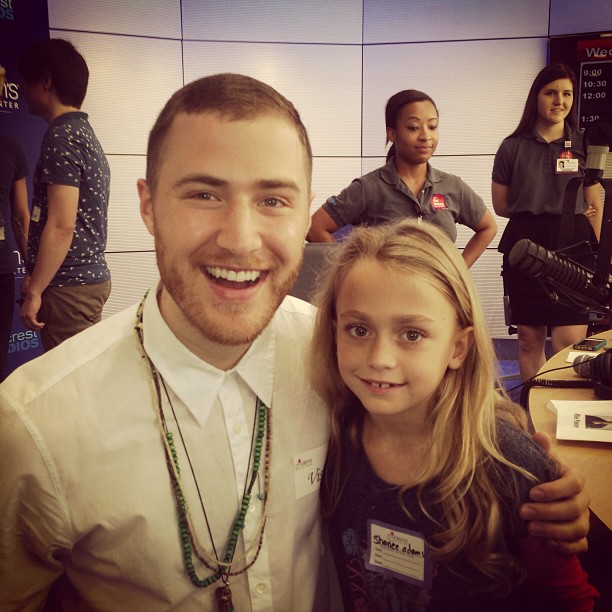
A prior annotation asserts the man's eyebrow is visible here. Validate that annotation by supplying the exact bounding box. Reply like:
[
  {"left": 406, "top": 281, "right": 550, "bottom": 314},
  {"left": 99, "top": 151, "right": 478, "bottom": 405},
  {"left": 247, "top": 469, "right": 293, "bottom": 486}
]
[
  {"left": 173, "top": 175, "right": 300, "bottom": 191},
  {"left": 256, "top": 179, "right": 300, "bottom": 191},
  {"left": 173, "top": 174, "right": 228, "bottom": 189}
]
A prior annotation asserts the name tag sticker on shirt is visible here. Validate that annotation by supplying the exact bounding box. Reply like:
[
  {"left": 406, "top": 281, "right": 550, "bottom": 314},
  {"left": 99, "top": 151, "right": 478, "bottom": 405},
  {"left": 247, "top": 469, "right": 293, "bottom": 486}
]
[
  {"left": 430, "top": 194, "right": 447, "bottom": 210},
  {"left": 293, "top": 444, "right": 326, "bottom": 499},
  {"left": 31, "top": 206, "right": 41, "bottom": 223},
  {"left": 556, "top": 158, "right": 578, "bottom": 174},
  {"left": 366, "top": 519, "right": 432, "bottom": 588}
]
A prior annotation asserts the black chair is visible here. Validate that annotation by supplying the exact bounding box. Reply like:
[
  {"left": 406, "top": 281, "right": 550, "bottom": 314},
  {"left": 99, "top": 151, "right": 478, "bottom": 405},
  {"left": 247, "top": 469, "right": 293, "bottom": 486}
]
[{"left": 290, "top": 242, "right": 342, "bottom": 304}]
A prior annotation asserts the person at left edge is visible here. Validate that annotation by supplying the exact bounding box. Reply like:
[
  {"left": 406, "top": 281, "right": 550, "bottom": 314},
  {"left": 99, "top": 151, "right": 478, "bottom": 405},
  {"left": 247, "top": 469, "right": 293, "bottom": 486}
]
[
  {"left": 18, "top": 38, "right": 111, "bottom": 351},
  {"left": 0, "top": 64, "right": 29, "bottom": 382},
  {"left": 307, "top": 89, "right": 497, "bottom": 268}
]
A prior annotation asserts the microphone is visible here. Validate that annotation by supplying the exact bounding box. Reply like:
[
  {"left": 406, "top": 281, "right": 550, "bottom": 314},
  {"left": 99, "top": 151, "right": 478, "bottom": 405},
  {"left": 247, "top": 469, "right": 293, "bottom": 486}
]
[
  {"left": 572, "top": 351, "right": 612, "bottom": 399},
  {"left": 508, "top": 239, "right": 611, "bottom": 311},
  {"left": 573, "top": 354, "right": 596, "bottom": 378}
]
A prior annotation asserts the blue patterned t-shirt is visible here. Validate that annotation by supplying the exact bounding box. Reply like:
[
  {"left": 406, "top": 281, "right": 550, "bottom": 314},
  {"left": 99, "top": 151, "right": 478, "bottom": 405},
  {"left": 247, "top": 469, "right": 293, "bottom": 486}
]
[{"left": 27, "top": 112, "right": 110, "bottom": 286}]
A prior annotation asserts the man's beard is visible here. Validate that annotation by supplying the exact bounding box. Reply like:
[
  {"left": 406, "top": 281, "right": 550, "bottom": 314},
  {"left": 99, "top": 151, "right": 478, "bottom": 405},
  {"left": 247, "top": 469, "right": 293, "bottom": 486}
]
[{"left": 156, "top": 246, "right": 303, "bottom": 347}]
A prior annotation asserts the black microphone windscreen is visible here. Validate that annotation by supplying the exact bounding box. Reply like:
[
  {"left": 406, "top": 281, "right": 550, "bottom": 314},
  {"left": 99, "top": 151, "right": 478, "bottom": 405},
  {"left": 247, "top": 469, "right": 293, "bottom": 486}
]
[
  {"left": 508, "top": 239, "right": 545, "bottom": 276},
  {"left": 573, "top": 354, "right": 595, "bottom": 378}
]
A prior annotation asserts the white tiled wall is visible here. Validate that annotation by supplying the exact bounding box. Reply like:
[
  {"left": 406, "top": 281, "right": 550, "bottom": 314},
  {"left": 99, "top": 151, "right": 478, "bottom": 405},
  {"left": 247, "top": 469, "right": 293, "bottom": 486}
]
[
  {"left": 362, "top": 0, "right": 550, "bottom": 42},
  {"left": 182, "top": 41, "right": 363, "bottom": 157},
  {"left": 181, "top": 0, "right": 363, "bottom": 44},
  {"left": 361, "top": 38, "right": 548, "bottom": 157},
  {"left": 46, "top": 0, "right": 612, "bottom": 335}
]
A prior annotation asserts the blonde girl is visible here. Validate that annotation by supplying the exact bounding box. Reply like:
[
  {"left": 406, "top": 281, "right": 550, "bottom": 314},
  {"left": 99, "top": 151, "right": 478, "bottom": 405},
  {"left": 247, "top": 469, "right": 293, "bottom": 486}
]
[{"left": 309, "top": 219, "right": 597, "bottom": 611}]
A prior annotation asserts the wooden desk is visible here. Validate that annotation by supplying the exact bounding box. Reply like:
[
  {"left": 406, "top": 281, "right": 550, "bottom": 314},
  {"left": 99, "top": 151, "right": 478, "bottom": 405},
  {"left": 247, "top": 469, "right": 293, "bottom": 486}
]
[{"left": 529, "top": 331, "right": 612, "bottom": 531}]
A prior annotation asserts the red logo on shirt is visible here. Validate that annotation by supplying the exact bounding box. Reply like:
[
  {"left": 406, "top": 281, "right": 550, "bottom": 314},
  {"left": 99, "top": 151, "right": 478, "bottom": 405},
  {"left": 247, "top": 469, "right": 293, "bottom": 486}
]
[
  {"left": 560, "top": 150, "right": 573, "bottom": 159},
  {"left": 431, "top": 194, "right": 447, "bottom": 210}
]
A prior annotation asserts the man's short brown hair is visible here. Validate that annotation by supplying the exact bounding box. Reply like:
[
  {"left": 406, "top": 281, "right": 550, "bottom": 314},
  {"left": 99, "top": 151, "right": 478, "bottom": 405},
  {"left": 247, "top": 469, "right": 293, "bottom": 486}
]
[{"left": 146, "top": 73, "right": 313, "bottom": 190}]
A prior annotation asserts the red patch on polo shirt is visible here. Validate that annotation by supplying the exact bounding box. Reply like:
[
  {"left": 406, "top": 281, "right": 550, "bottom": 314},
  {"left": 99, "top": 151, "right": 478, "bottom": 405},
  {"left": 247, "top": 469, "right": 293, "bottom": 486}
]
[{"left": 431, "top": 194, "right": 447, "bottom": 210}]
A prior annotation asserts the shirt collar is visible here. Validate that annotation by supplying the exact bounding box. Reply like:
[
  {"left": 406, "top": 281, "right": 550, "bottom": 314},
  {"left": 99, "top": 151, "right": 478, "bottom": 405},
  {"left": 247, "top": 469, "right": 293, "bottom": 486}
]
[
  {"left": 528, "top": 121, "right": 572, "bottom": 144},
  {"left": 428, "top": 164, "right": 443, "bottom": 184},
  {"left": 380, "top": 158, "right": 399, "bottom": 185},
  {"left": 141, "top": 284, "right": 275, "bottom": 427},
  {"left": 48, "top": 111, "right": 89, "bottom": 129},
  {"left": 382, "top": 158, "right": 438, "bottom": 187}
]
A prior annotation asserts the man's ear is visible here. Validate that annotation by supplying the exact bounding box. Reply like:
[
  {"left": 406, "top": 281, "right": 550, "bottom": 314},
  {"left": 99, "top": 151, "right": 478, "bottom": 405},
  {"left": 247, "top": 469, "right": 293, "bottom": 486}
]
[
  {"left": 448, "top": 326, "right": 474, "bottom": 370},
  {"left": 137, "top": 178, "right": 155, "bottom": 237}
]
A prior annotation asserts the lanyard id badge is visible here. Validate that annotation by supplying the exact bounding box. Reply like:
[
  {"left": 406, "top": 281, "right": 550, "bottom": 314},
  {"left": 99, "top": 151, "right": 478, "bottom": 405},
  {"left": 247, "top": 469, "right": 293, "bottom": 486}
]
[
  {"left": 557, "top": 141, "right": 578, "bottom": 174},
  {"left": 365, "top": 519, "right": 432, "bottom": 587}
]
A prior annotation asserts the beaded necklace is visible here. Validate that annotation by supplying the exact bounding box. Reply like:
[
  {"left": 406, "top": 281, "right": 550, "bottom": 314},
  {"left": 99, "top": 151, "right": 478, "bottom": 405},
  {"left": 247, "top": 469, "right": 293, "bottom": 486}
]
[{"left": 135, "top": 300, "right": 271, "bottom": 612}]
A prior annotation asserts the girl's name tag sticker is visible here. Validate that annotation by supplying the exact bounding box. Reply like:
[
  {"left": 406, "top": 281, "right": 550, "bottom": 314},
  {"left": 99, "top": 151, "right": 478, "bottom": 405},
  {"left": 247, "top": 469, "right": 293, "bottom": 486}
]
[{"left": 366, "top": 519, "right": 432, "bottom": 587}]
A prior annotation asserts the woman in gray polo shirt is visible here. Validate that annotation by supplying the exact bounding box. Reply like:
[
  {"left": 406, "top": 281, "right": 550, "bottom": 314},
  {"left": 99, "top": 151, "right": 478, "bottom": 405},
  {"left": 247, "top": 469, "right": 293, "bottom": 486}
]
[
  {"left": 307, "top": 89, "right": 497, "bottom": 268},
  {"left": 492, "top": 63, "right": 602, "bottom": 382}
]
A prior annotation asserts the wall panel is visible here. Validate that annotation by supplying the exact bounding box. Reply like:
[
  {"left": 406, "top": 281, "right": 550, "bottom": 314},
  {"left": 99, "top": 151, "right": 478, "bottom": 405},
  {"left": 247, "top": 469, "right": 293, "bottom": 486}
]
[
  {"left": 362, "top": 38, "right": 548, "bottom": 156},
  {"left": 104, "top": 252, "right": 159, "bottom": 317},
  {"left": 50, "top": 30, "right": 184, "bottom": 156},
  {"left": 182, "top": 0, "right": 362, "bottom": 44},
  {"left": 49, "top": 0, "right": 182, "bottom": 38},
  {"left": 311, "top": 158, "right": 364, "bottom": 213},
  {"left": 363, "top": 0, "right": 549, "bottom": 43},
  {"left": 105, "top": 156, "right": 153, "bottom": 253},
  {"left": 182, "top": 41, "right": 362, "bottom": 157},
  {"left": 469, "top": 251, "right": 507, "bottom": 338}
]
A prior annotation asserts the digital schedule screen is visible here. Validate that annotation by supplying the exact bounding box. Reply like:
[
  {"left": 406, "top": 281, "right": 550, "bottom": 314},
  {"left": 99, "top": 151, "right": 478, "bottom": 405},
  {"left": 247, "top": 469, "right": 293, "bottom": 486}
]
[
  {"left": 580, "top": 61, "right": 610, "bottom": 128},
  {"left": 550, "top": 33, "right": 612, "bottom": 131}
]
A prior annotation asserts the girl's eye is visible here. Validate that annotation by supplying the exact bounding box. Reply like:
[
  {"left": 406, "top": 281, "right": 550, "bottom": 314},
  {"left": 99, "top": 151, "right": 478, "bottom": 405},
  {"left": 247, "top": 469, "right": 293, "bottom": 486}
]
[
  {"left": 348, "top": 325, "right": 369, "bottom": 338},
  {"left": 403, "top": 330, "right": 423, "bottom": 342}
]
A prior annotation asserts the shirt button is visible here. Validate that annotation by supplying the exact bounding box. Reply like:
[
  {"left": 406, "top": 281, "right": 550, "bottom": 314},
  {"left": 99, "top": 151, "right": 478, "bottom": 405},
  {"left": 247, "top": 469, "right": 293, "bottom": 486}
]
[
  {"left": 255, "top": 583, "right": 267, "bottom": 594},
  {"left": 233, "top": 422, "right": 242, "bottom": 435}
]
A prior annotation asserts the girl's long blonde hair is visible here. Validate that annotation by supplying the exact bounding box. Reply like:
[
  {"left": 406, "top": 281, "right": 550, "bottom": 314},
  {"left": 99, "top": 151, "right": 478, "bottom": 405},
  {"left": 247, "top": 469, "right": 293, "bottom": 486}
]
[{"left": 308, "top": 219, "right": 541, "bottom": 592}]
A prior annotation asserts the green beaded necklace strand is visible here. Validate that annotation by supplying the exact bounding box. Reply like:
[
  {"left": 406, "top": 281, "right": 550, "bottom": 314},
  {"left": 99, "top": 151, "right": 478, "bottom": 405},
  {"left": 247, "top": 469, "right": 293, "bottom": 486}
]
[
  {"left": 165, "top": 398, "right": 269, "bottom": 584},
  {"left": 135, "top": 301, "right": 271, "bottom": 611}
]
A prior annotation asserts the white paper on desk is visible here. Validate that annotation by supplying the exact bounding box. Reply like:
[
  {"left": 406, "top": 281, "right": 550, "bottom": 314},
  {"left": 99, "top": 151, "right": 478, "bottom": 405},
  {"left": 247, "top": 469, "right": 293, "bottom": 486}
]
[
  {"left": 547, "top": 400, "right": 612, "bottom": 442},
  {"left": 566, "top": 350, "right": 605, "bottom": 364}
]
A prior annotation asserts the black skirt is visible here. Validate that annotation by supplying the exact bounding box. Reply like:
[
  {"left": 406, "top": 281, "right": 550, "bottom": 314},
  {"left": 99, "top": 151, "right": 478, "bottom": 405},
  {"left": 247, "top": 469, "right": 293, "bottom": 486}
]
[{"left": 499, "top": 213, "right": 596, "bottom": 326}]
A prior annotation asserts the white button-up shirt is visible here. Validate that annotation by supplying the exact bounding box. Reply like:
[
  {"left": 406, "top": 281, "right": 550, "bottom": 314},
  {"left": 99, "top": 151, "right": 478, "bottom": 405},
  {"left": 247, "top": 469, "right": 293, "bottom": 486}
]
[{"left": 0, "top": 286, "right": 331, "bottom": 611}]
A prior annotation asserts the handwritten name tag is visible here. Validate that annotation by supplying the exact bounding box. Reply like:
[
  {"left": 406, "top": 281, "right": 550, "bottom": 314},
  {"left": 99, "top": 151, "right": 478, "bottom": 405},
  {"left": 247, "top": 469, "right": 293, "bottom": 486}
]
[
  {"left": 293, "top": 444, "right": 327, "bottom": 499},
  {"left": 366, "top": 519, "right": 432, "bottom": 587}
]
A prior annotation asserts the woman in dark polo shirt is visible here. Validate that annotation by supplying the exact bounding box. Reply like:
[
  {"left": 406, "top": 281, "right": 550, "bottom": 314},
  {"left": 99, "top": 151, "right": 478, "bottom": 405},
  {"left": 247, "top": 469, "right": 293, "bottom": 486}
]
[
  {"left": 307, "top": 89, "right": 497, "bottom": 268},
  {"left": 492, "top": 63, "right": 602, "bottom": 381}
]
